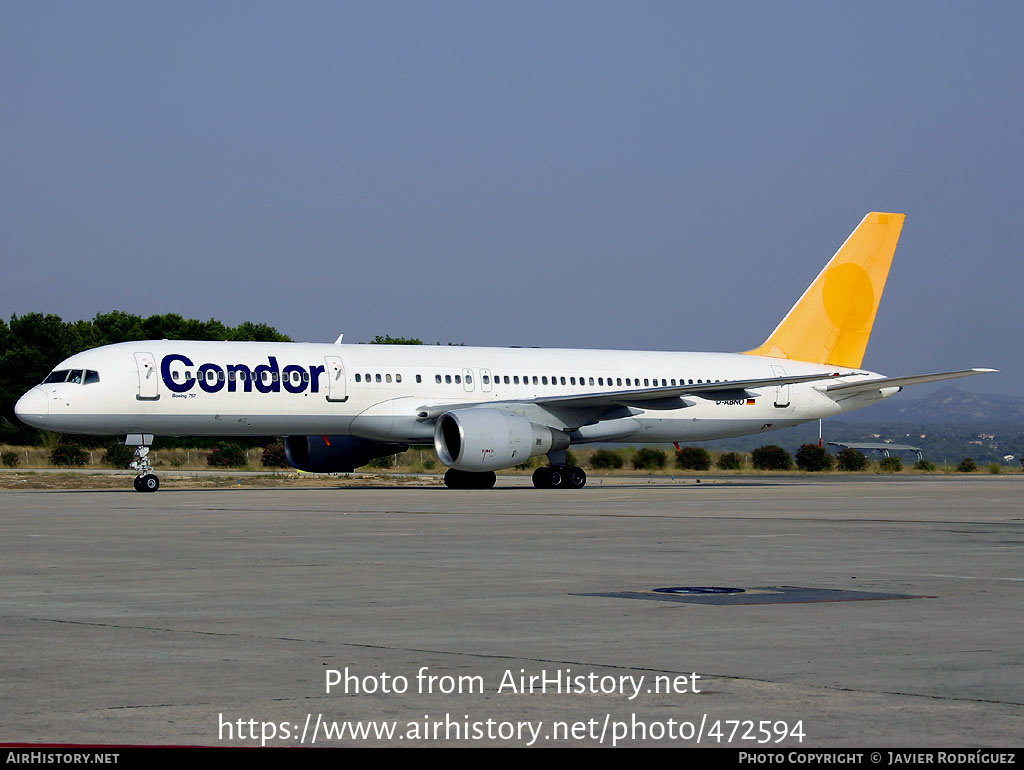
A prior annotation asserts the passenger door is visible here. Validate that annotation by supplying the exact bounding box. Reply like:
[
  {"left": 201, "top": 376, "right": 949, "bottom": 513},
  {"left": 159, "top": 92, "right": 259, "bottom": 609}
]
[{"left": 325, "top": 355, "right": 348, "bottom": 402}]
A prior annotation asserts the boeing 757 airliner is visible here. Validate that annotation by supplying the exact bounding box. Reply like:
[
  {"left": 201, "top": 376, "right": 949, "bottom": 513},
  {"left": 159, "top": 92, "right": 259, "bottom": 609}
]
[{"left": 14, "top": 213, "right": 995, "bottom": 491}]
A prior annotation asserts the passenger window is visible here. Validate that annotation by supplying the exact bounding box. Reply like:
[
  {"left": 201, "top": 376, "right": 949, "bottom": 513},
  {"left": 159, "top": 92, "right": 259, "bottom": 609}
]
[
  {"left": 416, "top": 374, "right": 422, "bottom": 383},
  {"left": 455, "top": 375, "right": 462, "bottom": 384},
  {"left": 542, "top": 376, "right": 548, "bottom": 385},
  {"left": 376, "top": 374, "right": 382, "bottom": 383},
  {"left": 396, "top": 374, "right": 402, "bottom": 383},
  {"left": 386, "top": 374, "right": 392, "bottom": 383},
  {"left": 616, "top": 378, "right": 622, "bottom": 386},
  {"left": 172, "top": 371, "right": 180, "bottom": 382},
  {"left": 465, "top": 374, "right": 472, "bottom": 384},
  {"left": 445, "top": 375, "right": 452, "bottom": 384},
  {"left": 355, "top": 373, "right": 361, "bottom": 382},
  {"left": 503, "top": 376, "right": 510, "bottom": 384},
  {"left": 513, "top": 376, "right": 519, "bottom": 385},
  {"left": 436, "top": 374, "right": 442, "bottom": 384},
  {"left": 532, "top": 376, "right": 538, "bottom": 385},
  {"left": 560, "top": 377, "right": 566, "bottom": 385}
]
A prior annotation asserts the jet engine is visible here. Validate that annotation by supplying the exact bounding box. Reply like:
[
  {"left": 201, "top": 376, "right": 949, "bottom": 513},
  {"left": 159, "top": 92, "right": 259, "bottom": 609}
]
[
  {"left": 433, "top": 408, "right": 568, "bottom": 471},
  {"left": 283, "top": 435, "right": 408, "bottom": 473}
]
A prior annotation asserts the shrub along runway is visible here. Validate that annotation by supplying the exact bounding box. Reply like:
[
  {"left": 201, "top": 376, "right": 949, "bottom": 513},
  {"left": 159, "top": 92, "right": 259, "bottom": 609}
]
[{"left": 1, "top": 476, "right": 1020, "bottom": 746}]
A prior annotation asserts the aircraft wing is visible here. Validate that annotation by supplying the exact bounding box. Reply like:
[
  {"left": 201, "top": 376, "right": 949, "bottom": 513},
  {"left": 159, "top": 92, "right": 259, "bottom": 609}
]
[
  {"left": 416, "top": 371, "right": 851, "bottom": 421},
  {"left": 821, "top": 368, "right": 997, "bottom": 395}
]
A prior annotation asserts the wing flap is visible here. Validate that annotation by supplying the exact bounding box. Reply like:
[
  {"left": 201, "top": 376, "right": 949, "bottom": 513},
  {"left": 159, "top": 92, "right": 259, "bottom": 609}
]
[{"left": 416, "top": 371, "right": 850, "bottom": 420}]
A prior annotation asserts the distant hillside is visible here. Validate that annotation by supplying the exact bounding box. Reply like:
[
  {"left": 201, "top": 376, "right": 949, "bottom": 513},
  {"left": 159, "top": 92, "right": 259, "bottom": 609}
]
[
  {"left": 836, "top": 386, "right": 1024, "bottom": 426},
  {"left": 693, "top": 387, "right": 1024, "bottom": 464}
]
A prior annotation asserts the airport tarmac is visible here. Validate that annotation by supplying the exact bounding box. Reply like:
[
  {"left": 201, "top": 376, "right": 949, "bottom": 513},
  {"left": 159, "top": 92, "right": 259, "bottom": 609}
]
[{"left": 1, "top": 475, "right": 1021, "bottom": 747}]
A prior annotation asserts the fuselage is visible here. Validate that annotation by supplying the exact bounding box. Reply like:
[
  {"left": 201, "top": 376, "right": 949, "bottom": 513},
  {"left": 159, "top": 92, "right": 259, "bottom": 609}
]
[{"left": 14, "top": 340, "right": 896, "bottom": 445}]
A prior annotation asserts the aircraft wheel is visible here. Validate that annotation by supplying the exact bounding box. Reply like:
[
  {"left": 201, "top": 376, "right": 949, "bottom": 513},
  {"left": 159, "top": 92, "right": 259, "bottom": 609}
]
[
  {"left": 140, "top": 474, "right": 160, "bottom": 492},
  {"left": 532, "top": 466, "right": 552, "bottom": 489},
  {"left": 133, "top": 476, "right": 144, "bottom": 492},
  {"left": 567, "top": 466, "right": 587, "bottom": 489},
  {"left": 547, "top": 467, "right": 566, "bottom": 488},
  {"left": 445, "top": 469, "right": 495, "bottom": 489}
]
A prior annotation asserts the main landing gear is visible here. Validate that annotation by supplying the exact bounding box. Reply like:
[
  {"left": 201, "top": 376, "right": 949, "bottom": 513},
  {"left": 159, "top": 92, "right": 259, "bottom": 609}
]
[
  {"left": 128, "top": 435, "right": 160, "bottom": 493},
  {"left": 532, "top": 465, "right": 587, "bottom": 489},
  {"left": 444, "top": 469, "right": 497, "bottom": 489}
]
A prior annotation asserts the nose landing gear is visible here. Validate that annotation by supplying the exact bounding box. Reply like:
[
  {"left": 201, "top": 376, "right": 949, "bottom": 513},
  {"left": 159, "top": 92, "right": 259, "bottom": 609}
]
[{"left": 127, "top": 434, "right": 159, "bottom": 493}]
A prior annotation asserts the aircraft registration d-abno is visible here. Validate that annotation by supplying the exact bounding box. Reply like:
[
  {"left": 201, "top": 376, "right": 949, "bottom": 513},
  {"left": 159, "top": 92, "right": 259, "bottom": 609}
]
[{"left": 15, "top": 213, "right": 995, "bottom": 492}]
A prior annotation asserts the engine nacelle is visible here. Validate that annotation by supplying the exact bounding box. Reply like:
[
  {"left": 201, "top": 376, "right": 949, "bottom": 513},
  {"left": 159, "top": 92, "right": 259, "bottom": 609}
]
[
  {"left": 283, "top": 435, "right": 408, "bottom": 473},
  {"left": 434, "top": 409, "right": 569, "bottom": 471}
]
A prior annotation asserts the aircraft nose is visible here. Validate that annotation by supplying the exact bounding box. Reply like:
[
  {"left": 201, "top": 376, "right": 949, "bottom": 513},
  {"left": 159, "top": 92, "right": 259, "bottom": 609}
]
[{"left": 14, "top": 387, "right": 48, "bottom": 426}]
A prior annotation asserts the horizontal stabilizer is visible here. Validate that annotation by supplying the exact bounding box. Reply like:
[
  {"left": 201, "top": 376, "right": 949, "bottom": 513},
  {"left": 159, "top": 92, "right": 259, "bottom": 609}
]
[{"left": 822, "top": 368, "right": 997, "bottom": 395}]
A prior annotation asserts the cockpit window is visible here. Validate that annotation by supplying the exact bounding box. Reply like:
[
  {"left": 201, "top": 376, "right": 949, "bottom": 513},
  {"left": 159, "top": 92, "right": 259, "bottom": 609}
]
[{"left": 42, "top": 368, "right": 100, "bottom": 385}]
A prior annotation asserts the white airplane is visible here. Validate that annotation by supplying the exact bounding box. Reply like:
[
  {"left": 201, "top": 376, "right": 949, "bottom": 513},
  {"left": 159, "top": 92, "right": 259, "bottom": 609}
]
[{"left": 15, "top": 212, "right": 994, "bottom": 492}]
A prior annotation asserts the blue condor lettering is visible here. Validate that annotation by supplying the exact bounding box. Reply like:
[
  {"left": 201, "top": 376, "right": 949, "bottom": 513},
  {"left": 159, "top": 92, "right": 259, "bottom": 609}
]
[{"left": 160, "top": 354, "right": 325, "bottom": 395}]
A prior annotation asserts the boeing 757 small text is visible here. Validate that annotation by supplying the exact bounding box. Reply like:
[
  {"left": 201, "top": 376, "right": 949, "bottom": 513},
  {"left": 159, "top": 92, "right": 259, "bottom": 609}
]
[{"left": 15, "top": 213, "right": 995, "bottom": 491}]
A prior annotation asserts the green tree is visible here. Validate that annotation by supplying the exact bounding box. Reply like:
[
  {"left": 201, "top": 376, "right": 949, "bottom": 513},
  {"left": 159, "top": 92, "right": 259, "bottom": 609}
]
[
  {"left": 261, "top": 442, "right": 290, "bottom": 468},
  {"left": 633, "top": 447, "right": 667, "bottom": 470},
  {"left": 795, "top": 444, "right": 834, "bottom": 472},
  {"left": 836, "top": 447, "right": 869, "bottom": 471},
  {"left": 207, "top": 442, "right": 247, "bottom": 468},
  {"left": 371, "top": 335, "right": 423, "bottom": 345},
  {"left": 589, "top": 449, "right": 623, "bottom": 469},
  {"left": 716, "top": 451, "right": 743, "bottom": 470},
  {"left": 752, "top": 445, "right": 793, "bottom": 470},
  {"left": 956, "top": 457, "right": 978, "bottom": 473},
  {"left": 102, "top": 443, "right": 134, "bottom": 468},
  {"left": 51, "top": 443, "right": 88, "bottom": 466},
  {"left": 676, "top": 446, "right": 711, "bottom": 470},
  {"left": 878, "top": 456, "right": 903, "bottom": 473}
]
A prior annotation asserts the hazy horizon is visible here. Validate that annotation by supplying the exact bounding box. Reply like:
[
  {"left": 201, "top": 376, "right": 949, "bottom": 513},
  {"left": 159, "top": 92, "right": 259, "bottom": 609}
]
[{"left": 3, "top": 2, "right": 1019, "bottom": 393}]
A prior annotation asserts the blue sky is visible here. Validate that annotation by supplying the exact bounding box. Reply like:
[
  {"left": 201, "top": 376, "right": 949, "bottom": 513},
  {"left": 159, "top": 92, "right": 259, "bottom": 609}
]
[{"left": 2, "top": 2, "right": 1020, "bottom": 393}]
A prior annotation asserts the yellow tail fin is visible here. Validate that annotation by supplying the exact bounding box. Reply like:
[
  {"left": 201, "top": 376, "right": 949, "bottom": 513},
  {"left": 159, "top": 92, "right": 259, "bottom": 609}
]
[{"left": 743, "top": 212, "right": 905, "bottom": 368}]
